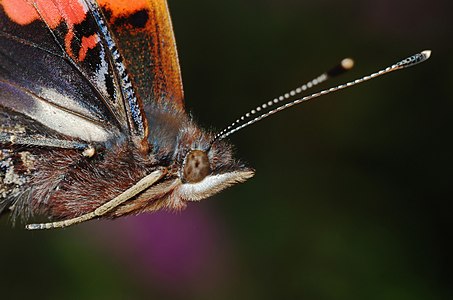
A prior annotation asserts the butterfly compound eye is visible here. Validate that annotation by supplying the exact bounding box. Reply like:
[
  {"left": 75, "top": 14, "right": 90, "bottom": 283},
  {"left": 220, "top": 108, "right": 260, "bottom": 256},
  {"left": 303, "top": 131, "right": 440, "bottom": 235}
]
[{"left": 182, "top": 150, "right": 211, "bottom": 183}]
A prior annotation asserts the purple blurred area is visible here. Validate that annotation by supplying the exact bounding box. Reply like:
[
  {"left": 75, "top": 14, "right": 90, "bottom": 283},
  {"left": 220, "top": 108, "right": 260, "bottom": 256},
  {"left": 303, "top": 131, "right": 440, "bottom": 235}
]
[{"left": 90, "top": 206, "right": 235, "bottom": 294}]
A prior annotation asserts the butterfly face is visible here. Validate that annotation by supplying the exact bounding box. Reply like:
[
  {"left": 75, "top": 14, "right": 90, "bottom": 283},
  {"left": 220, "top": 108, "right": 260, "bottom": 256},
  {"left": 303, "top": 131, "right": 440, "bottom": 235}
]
[
  {"left": 167, "top": 124, "right": 254, "bottom": 203},
  {"left": 135, "top": 107, "right": 254, "bottom": 211}
]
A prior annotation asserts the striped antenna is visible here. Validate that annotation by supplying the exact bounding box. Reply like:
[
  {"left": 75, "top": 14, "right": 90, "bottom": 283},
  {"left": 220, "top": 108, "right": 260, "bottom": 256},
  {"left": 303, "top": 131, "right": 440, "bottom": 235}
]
[{"left": 211, "top": 50, "right": 431, "bottom": 143}]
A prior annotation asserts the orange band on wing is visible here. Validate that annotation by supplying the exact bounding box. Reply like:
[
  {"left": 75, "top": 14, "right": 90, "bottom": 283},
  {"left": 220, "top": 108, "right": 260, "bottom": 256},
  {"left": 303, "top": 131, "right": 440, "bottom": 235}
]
[
  {"left": 2, "top": 0, "right": 86, "bottom": 28},
  {"left": 78, "top": 33, "right": 99, "bottom": 61},
  {"left": 2, "top": 0, "right": 48, "bottom": 25}
]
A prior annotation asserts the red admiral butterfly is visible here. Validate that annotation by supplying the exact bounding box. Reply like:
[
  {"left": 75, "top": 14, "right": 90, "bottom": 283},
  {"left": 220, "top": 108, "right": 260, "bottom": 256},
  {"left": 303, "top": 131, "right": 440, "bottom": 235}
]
[{"left": 0, "top": 0, "right": 430, "bottom": 229}]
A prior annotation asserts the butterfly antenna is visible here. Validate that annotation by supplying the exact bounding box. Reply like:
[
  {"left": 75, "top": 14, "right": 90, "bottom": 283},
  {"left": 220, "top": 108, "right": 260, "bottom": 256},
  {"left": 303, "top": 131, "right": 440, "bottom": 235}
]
[
  {"left": 211, "top": 50, "right": 431, "bottom": 144},
  {"left": 211, "top": 57, "right": 354, "bottom": 144}
]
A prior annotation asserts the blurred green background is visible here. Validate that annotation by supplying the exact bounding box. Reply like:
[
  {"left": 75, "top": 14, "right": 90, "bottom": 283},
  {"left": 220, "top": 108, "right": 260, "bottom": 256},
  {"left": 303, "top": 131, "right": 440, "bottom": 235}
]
[{"left": 1, "top": 0, "right": 452, "bottom": 299}]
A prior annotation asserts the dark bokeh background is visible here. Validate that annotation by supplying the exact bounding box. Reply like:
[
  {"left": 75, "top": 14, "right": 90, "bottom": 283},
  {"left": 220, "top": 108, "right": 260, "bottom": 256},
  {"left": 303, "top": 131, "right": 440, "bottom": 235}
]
[{"left": 1, "top": 0, "right": 452, "bottom": 299}]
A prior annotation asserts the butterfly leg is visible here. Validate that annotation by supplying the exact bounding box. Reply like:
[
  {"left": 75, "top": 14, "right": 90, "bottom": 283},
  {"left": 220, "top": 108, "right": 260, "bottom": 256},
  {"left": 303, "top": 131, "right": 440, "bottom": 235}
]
[{"left": 25, "top": 168, "right": 167, "bottom": 230}]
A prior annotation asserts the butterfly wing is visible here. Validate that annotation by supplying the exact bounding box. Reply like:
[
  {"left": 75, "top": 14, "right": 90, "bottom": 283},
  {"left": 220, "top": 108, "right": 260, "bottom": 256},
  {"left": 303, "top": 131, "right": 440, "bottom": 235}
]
[
  {"left": 0, "top": 0, "right": 148, "bottom": 145},
  {"left": 98, "top": 0, "right": 185, "bottom": 112}
]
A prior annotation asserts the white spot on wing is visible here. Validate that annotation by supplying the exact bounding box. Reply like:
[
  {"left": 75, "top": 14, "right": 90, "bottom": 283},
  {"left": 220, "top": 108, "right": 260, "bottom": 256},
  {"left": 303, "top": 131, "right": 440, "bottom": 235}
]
[
  {"left": 30, "top": 96, "right": 112, "bottom": 142},
  {"left": 39, "top": 88, "right": 95, "bottom": 117},
  {"left": 0, "top": 84, "right": 112, "bottom": 142}
]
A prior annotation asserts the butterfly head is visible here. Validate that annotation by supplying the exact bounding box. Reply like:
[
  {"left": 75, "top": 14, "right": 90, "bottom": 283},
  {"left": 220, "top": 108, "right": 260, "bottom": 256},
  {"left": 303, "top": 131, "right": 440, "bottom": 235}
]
[{"left": 167, "top": 122, "right": 254, "bottom": 203}]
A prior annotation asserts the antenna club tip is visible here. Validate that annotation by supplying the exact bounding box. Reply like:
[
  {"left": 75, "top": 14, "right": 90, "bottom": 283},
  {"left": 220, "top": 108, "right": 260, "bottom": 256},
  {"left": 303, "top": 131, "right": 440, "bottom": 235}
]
[
  {"left": 341, "top": 58, "right": 354, "bottom": 70},
  {"left": 421, "top": 50, "right": 432, "bottom": 59}
]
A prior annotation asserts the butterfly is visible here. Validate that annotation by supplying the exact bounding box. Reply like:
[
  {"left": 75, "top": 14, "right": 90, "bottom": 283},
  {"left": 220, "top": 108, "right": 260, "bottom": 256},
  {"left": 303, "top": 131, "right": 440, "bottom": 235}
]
[{"left": 0, "top": 0, "right": 430, "bottom": 229}]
